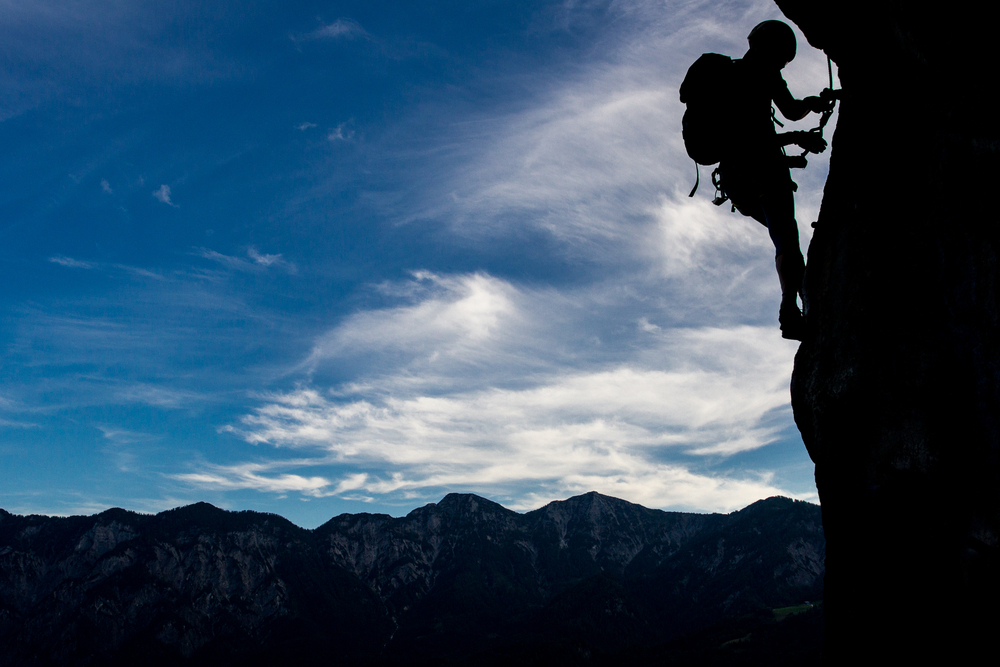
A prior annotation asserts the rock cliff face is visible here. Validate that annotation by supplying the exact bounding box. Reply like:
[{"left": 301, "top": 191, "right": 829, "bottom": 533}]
[
  {"left": 776, "top": 1, "right": 1000, "bottom": 661},
  {"left": 0, "top": 493, "right": 824, "bottom": 666}
]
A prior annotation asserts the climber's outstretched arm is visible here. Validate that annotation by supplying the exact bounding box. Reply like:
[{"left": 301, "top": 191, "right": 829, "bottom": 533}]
[{"left": 773, "top": 85, "right": 833, "bottom": 122}]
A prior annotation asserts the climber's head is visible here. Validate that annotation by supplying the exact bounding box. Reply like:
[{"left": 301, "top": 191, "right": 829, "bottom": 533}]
[{"left": 747, "top": 20, "right": 796, "bottom": 69}]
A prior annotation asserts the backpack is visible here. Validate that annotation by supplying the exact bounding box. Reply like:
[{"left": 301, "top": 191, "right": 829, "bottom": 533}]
[{"left": 679, "top": 53, "right": 734, "bottom": 167}]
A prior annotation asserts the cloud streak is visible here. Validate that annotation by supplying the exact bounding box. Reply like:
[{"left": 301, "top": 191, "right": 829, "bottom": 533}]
[
  {"left": 185, "top": 271, "right": 803, "bottom": 512},
  {"left": 174, "top": 463, "right": 332, "bottom": 495},
  {"left": 195, "top": 247, "right": 296, "bottom": 273},
  {"left": 49, "top": 256, "right": 94, "bottom": 269},
  {"left": 153, "top": 184, "right": 178, "bottom": 207},
  {"left": 386, "top": 0, "right": 831, "bottom": 276},
  {"left": 309, "top": 19, "right": 367, "bottom": 41}
]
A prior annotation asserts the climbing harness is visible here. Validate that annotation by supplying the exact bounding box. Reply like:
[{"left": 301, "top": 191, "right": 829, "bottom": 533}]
[{"left": 709, "top": 57, "right": 840, "bottom": 209}]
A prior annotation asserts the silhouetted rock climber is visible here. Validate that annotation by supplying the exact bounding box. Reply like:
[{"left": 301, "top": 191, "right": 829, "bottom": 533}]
[{"left": 681, "top": 20, "right": 835, "bottom": 340}]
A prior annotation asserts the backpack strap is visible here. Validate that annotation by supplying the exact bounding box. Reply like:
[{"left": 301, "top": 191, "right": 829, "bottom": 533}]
[{"left": 688, "top": 160, "right": 701, "bottom": 197}]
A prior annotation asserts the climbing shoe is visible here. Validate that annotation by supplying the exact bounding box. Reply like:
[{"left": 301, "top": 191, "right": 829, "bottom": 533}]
[{"left": 779, "top": 299, "right": 804, "bottom": 341}]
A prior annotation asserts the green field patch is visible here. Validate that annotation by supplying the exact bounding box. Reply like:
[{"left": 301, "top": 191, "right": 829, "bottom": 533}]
[{"left": 773, "top": 603, "right": 816, "bottom": 621}]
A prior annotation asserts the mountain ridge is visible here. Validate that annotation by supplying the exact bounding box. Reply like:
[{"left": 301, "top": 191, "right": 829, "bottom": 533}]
[{"left": 1, "top": 492, "right": 823, "bottom": 666}]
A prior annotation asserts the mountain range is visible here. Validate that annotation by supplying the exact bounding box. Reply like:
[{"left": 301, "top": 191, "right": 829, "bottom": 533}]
[{"left": 0, "top": 493, "right": 824, "bottom": 665}]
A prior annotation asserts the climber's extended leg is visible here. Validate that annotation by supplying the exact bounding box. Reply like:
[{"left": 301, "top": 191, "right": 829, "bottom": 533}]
[
  {"left": 775, "top": 252, "right": 805, "bottom": 340},
  {"left": 762, "top": 187, "right": 804, "bottom": 340}
]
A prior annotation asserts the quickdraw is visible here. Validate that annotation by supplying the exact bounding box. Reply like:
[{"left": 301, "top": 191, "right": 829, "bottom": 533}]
[{"left": 790, "top": 56, "right": 841, "bottom": 165}]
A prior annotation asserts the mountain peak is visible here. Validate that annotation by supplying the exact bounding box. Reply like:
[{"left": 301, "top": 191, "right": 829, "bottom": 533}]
[
  {"left": 532, "top": 490, "right": 656, "bottom": 521},
  {"left": 405, "top": 492, "right": 516, "bottom": 525}
]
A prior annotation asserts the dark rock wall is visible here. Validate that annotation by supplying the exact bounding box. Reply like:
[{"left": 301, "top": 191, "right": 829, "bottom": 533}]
[{"left": 776, "top": 1, "right": 1000, "bottom": 660}]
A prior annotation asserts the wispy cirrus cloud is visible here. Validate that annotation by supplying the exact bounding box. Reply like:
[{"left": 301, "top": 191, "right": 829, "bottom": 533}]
[
  {"left": 307, "top": 271, "right": 521, "bottom": 371},
  {"left": 247, "top": 247, "right": 289, "bottom": 268},
  {"left": 178, "top": 270, "right": 802, "bottom": 512},
  {"left": 195, "top": 247, "right": 296, "bottom": 273},
  {"left": 387, "top": 0, "right": 830, "bottom": 271},
  {"left": 47, "top": 257, "right": 167, "bottom": 281},
  {"left": 174, "top": 460, "right": 332, "bottom": 495},
  {"left": 239, "top": 354, "right": 790, "bottom": 458},
  {"left": 0, "top": 418, "right": 39, "bottom": 429},
  {"left": 111, "top": 384, "right": 206, "bottom": 409},
  {"left": 308, "top": 18, "right": 367, "bottom": 41},
  {"left": 153, "top": 184, "right": 178, "bottom": 206},
  {"left": 327, "top": 122, "right": 354, "bottom": 142},
  {"left": 49, "top": 256, "right": 95, "bottom": 269}
]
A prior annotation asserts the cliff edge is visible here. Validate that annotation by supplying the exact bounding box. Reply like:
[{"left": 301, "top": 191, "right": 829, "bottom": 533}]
[{"left": 777, "top": 1, "right": 1000, "bottom": 661}]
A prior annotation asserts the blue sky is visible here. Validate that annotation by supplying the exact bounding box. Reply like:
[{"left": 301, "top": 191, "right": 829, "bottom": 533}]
[{"left": 1, "top": 0, "right": 837, "bottom": 528}]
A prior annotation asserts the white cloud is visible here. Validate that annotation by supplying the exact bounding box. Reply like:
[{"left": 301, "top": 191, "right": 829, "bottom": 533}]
[
  {"left": 48, "top": 257, "right": 169, "bottom": 280},
  {"left": 101, "top": 178, "right": 112, "bottom": 194},
  {"left": 174, "top": 463, "right": 332, "bottom": 495},
  {"left": 310, "top": 19, "right": 366, "bottom": 40},
  {"left": 195, "top": 247, "right": 295, "bottom": 273},
  {"left": 113, "top": 265, "right": 165, "bottom": 281},
  {"left": 652, "top": 193, "right": 771, "bottom": 276},
  {"left": 247, "top": 247, "right": 285, "bottom": 267},
  {"left": 437, "top": 82, "right": 680, "bottom": 248},
  {"left": 185, "top": 270, "right": 803, "bottom": 512},
  {"left": 238, "top": 348, "right": 791, "bottom": 457},
  {"left": 296, "top": 122, "right": 317, "bottom": 131},
  {"left": 308, "top": 271, "right": 519, "bottom": 367},
  {"left": 0, "top": 418, "right": 39, "bottom": 429},
  {"left": 327, "top": 122, "right": 354, "bottom": 142},
  {"left": 153, "top": 184, "right": 177, "bottom": 207},
  {"left": 49, "top": 256, "right": 94, "bottom": 269},
  {"left": 112, "top": 384, "right": 203, "bottom": 409},
  {"left": 99, "top": 427, "right": 149, "bottom": 444}
]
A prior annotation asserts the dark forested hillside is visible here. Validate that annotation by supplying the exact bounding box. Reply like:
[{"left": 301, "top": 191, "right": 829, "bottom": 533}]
[{"left": 0, "top": 493, "right": 823, "bottom": 666}]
